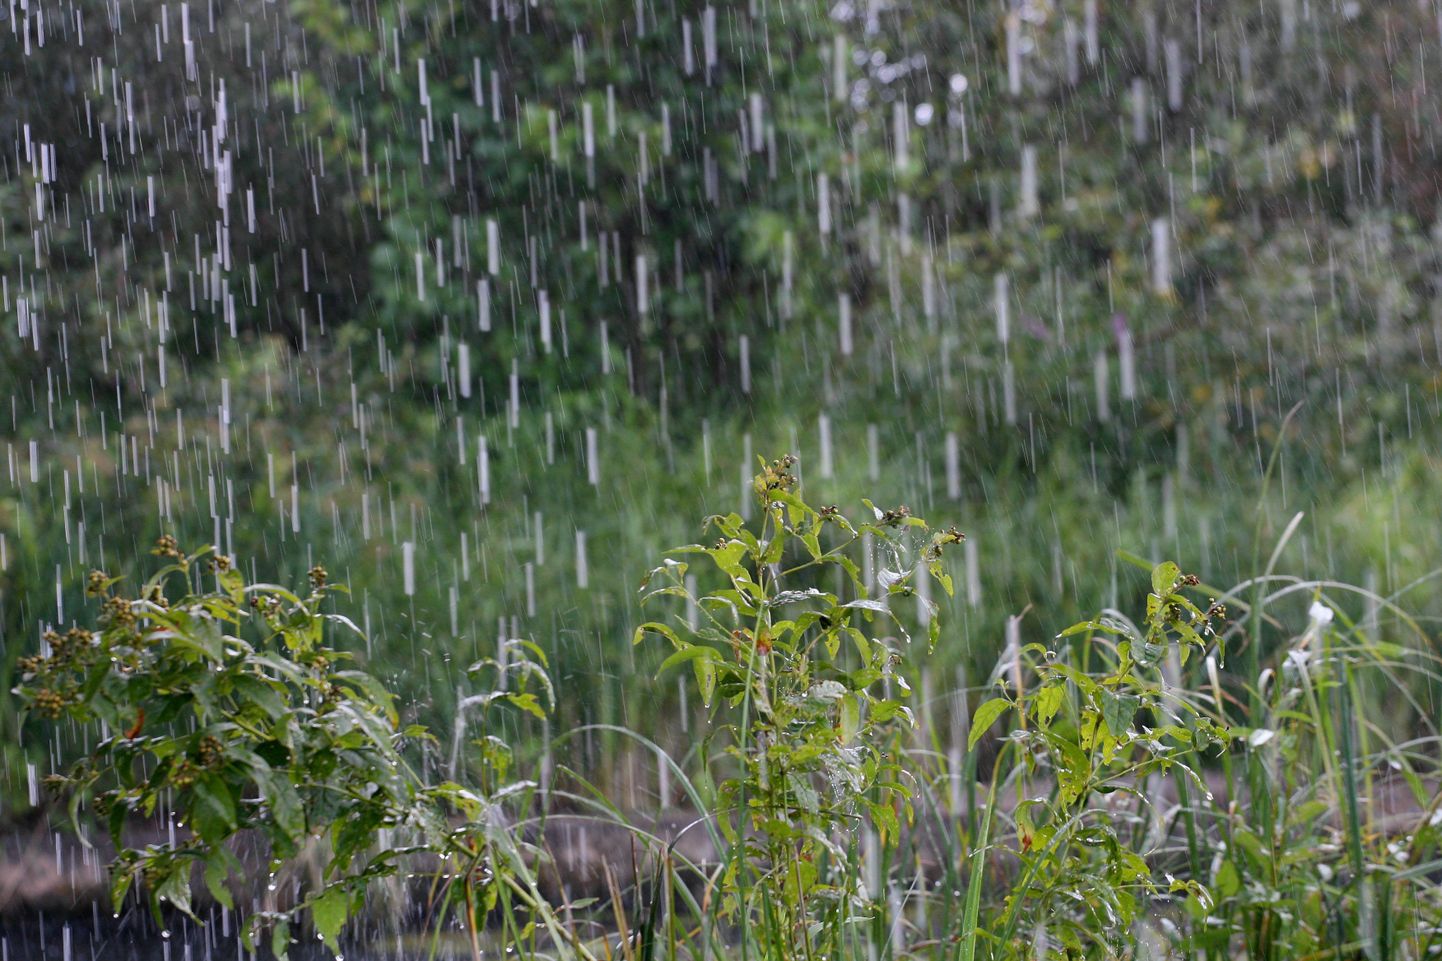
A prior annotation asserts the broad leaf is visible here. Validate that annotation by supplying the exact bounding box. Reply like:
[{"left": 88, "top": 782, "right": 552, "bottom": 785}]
[
  {"left": 1099, "top": 689, "right": 1140, "bottom": 738},
  {"left": 1151, "top": 562, "right": 1182, "bottom": 598},
  {"left": 969, "top": 697, "right": 1012, "bottom": 750},
  {"left": 310, "top": 886, "right": 349, "bottom": 952}
]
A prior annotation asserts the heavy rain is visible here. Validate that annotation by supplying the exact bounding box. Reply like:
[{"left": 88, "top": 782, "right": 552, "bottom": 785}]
[{"left": 1, "top": 0, "right": 1440, "bottom": 958}]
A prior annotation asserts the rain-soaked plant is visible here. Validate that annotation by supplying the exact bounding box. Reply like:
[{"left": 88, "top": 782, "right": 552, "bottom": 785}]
[
  {"left": 636, "top": 454, "right": 962, "bottom": 961},
  {"left": 12, "top": 540, "right": 585, "bottom": 961},
  {"left": 1197, "top": 592, "right": 1442, "bottom": 961},
  {"left": 962, "top": 560, "right": 1234, "bottom": 958}
]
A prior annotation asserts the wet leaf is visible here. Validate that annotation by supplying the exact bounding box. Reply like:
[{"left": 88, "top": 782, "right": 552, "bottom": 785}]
[
  {"left": 310, "top": 886, "right": 349, "bottom": 952},
  {"left": 969, "top": 697, "right": 1011, "bottom": 750}
]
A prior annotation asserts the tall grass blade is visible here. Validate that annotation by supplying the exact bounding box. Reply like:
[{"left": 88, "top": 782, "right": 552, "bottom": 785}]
[{"left": 957, "top": 763, "right": 1001, "bottom": 961}]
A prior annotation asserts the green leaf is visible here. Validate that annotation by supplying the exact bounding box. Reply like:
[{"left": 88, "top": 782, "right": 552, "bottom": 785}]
[
  {"left": 1151, "top": 562, "right": 1181, "bottom": 598},
  {"left": 109, "top": 863, "right": 135, "bottom": 914},
  {"left": 787, "top": 772, "right": 820, "bottom": 813},
  {"left": 846, "top": 627, "right": 871, "bottom": 662},
  {"left": 633, "top": 621, "right": 683, "bottom": 649},
  {"left": 704, "top": 513, "right": 745, "bottom": 539},
  {"left": 108, "top": 793, "right": 129, "bottom": 843},
  {"left": 1055, "top": 619, "right": 1101, "bottom": 638},
  {"left": 760, "top": 531, "right": 787, "bottom": 565},
  {"left": 310, "top": 886, "right": 348, "bottom": 952},
  {"left": 157, "top": 860, "right": 194, "bottom": 918},
  {"left": 218, "top": 567, "right": 244, "bottom": 602},
  {"left": 1033, "top": 683, "right": 1065, "bottom": 727},
  {"left": 1212, "top": 858, "right": 1241, "bottom": 899},
  {"left": 204, "top": 853, "right": 236, "bottom": 910},
  {"left": 769, "top": 489, "right": 817, "bottom": 525},
  {"left": 871, "top": 700, "right": 904, "bottom": 723},
  {"left": 709, "top": 540, "right": 749, "bottom": 577},
  {"left": 693, "top": 657, "right": 717, "bottom": 708},
  {"left": 271, "top": 918, "right": 292, "bottom": 960},
  {"left": 871, "top": 799, "right": 901, "bottom": 845},
  {"left": 657, "top": 644, "right": 722, "bottom": 674},
  {"left": 1100, "top": 689, "right": 1141, "bottom": 738},
  {"left": 969, "top": 697, "right": 1012, "bottom": 750},
  {"left": 330, "top": 670, "right": 399, "bottom": 725},
  {"left": 232, "top": 674, "right": 289, "bottom": 721},
  {"left": 839, "top": 694, "right": 861, "bottom": 743},
  {"left": 190, "top": 774, "right": 238, "bottom": 844},
  {"left": 503, "top": 691, "right": 547, "bottom": 720},
  {"left": 255, "top": 766, "right": 306, "bottom": 847},
  {"left": 1136, "top": 636, "right": 1166, "bottom": 666}
]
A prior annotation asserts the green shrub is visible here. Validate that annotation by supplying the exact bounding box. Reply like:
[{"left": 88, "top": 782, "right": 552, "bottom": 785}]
[{"left": 14, "top": 541, "right": 576, "bottom": 961}]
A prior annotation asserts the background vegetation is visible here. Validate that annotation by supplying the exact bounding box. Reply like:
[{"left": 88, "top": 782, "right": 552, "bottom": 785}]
[{"left": 3, "top": 0, "right": 1442, "bottom": 825}]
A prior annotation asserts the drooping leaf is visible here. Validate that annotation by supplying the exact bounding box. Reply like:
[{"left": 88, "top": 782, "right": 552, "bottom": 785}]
[
  {"left": 156, "top": 860, "right": 194, "bottom": 918},
  {"left": 969, "top": 697, "right": 1012, "bottom": 750},
  {"left": 657, "top": 644, "right": 723, "bottom": 674},
  {"left": 693, "top": 657, "right": 717, "bottom": 708},
  {"left": 203, "top": 852, "right": 237, "bottom": 911},
  {"left": 254, "top": 766, "right": 306, "bottom": 846},
  {"left": 310, "top": 886, "right": 349, "bottom": 952},
  {"left": 190, "top": 774, "right": 238, "bottom": 844},
  {"left": 633, "top": 621, "right": 683, "bottom": 648},
  {"left": 271, "top": 918, "right": 292, "bottom": 961},
  {"left": 109, "top": 864, "right": 135, "bottom": 914}
]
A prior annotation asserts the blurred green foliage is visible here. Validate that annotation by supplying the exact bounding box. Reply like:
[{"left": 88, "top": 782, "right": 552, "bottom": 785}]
[{"left": 4, "top": 0, "right": 1442, "bottom": 801}]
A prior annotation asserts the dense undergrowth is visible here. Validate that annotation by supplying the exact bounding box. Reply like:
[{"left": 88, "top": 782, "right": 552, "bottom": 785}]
[
  {"left": 12, "top": 458, "right": 1441, "bottom": 960},
  {"left": 8, "top": 0, "right": 1442, "bottom": 814}
]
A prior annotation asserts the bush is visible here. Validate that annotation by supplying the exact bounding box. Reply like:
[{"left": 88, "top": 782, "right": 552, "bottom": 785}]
[{"left": 15, "top": 540, "right": 572, "bottom": 960}]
